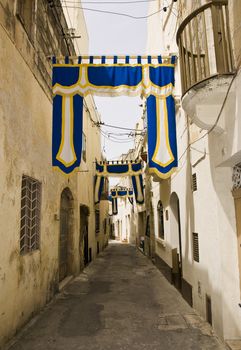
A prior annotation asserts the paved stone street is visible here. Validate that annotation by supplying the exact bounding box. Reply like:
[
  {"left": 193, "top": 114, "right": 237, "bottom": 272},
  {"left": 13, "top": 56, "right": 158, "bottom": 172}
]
[{"left": 6, "top": 243, "right": 226, "bottom": 350}]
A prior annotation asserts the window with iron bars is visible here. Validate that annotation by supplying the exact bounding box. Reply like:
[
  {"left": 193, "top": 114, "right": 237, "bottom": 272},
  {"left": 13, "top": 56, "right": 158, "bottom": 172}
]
[
  {"left": 193, "top": 232, "right": 200, "bottom": 262},
  {"left": 192, "top": 173, "right": 197, "bottom": 192},
  {"left": 20, "top": 175, "right": 41, "bottom": 255}
]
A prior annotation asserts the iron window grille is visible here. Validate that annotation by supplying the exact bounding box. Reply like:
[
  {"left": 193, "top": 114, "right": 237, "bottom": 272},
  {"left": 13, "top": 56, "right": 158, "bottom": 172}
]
[
  {"left": 232, "top": 163, "right": 241, "bottom": 190},
  {"left": 20, "top": 175, "right": 41, "bottom": 255},
  {"left": 193, "top": 232, "right": 200, "bottom": 262},
  {"left": 192, "top": 173, "right": 197, "bottom": 192}
]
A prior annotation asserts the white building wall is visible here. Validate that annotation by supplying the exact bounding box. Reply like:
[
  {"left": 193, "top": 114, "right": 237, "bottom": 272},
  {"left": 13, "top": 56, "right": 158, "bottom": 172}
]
[{"left": 147, "top": 0, "right": 241, "bottom": 341}]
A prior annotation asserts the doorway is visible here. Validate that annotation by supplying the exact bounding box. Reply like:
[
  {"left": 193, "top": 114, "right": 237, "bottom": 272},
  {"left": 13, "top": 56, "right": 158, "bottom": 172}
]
[
  {"left": 138, "top": 211, "right": 146, "bottom": 251},
  {"left": 170, "top": 192, "right": 182, "bottom": 290},
  {"left": 59, "top": 188, "right": 73, "bottom": 282},
  {"left": 79, "top": 205, "right": 90, "bottom": 267}
]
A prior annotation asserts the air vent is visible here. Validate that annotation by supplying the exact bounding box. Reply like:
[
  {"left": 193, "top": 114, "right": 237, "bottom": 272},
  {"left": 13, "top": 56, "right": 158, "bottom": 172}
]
[
  {"left": 193, "top": 232, "right": 199, "bottom": 262},
  {"left": 192, "top": 173, "right": 197, "bottom": 191}
]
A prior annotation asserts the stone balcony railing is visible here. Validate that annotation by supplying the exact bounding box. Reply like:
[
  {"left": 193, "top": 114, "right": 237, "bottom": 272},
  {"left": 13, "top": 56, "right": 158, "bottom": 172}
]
[{"left": 176, "top": 1, "right": 236, "bottom": 132}]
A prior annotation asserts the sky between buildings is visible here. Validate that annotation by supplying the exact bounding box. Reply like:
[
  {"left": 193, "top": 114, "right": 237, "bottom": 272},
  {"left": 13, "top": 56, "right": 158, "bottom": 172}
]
[{"left": 83, "top": 1, "right": 148, "bottom": 162}]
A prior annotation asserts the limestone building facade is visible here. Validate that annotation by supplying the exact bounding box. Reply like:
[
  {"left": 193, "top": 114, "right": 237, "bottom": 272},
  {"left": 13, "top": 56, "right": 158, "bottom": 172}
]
[{"left": 0, "top": 0, "right": 109, "bottom": 347}]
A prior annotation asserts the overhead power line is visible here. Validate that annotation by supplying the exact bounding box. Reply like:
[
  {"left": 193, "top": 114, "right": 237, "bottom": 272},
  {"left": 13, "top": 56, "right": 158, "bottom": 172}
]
[
  {"left": 174, "top": 72, "right": 237, "bottom": 169},
  {"left": 62, "top": 0, "right": 160, "bottom": 4},
  {"left": 100, "top": 129, "right": 135, "bottom": 143},
  {"left": 99, "top": 122, "right": 146, "bottom": 131},
  {"left": 55, "top": 4, "right": 171, "bottom": 19}
]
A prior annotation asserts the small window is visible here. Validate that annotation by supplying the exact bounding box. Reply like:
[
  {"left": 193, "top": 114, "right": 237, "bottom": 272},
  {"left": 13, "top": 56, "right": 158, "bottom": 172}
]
[
  {"left": 82, "top": 132, "right": 87, "bottom": 162},
  {"left": 193, "top": 232, "right": 199, "bottom": 262},
  {"left": 16, "top": 0, "right": 35, "bottom": 41},
  {"left": 95, "top": 209, "right": 100, "bottom": 234},
  {"left": 20, "top": 175, "right": 41, "bottom": 255},
  {"left": 192, "top": 173, "right": 197, "bottom": 192},
  {"left": 157, "top": 201, "right": 164, "bottom": 239}
]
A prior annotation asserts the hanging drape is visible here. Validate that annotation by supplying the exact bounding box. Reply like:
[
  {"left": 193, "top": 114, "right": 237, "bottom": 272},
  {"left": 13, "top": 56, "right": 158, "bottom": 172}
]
[
  {"left": 111, "top": 188, "right": 134, "bottom": 198},
  {"left": 52, "top": 56, "right": 177, "bottom": 179},
  {"left": 94, "top": 161, "right": 144, "bottom": 205},
  {"left": 110, "top": 188, "right": 133, "bottom": 215}
]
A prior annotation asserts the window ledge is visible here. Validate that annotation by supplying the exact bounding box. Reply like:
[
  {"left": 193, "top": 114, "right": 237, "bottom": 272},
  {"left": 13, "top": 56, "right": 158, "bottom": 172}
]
[{"left": 156, "top": 237, "right": 166, "bottom": 248}]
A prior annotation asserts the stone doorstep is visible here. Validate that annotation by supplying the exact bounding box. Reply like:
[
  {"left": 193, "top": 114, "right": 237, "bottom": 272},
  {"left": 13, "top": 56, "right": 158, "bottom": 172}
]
[
  {"left": 58, "top": 275, "right": 74, "bottom": 292},
  {"left": 226, "top": 340, "right": 241, "bottom": 350}
]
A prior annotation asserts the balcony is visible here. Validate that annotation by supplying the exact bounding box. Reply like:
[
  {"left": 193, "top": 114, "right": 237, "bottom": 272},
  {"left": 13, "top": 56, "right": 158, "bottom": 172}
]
[{"left": 176, "top": 0, "right": 235, "bottom": 132}]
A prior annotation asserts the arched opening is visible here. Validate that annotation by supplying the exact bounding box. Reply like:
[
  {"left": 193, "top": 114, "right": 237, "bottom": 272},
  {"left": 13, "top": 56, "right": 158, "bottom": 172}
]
[
  {"left": 59, "top": 188, "right": 74, "bottom": 282},
  {"left": 170, "top": 192, "right": 182, "bottom": 290},
  {"left": 79, "top": 204, "right": 90, "bottom": 267}
]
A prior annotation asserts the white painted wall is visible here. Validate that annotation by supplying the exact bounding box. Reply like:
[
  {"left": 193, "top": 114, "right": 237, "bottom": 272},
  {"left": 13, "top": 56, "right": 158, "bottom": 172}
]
[{"left": 146, "top": 0, "right": 241, "bottom": 341}]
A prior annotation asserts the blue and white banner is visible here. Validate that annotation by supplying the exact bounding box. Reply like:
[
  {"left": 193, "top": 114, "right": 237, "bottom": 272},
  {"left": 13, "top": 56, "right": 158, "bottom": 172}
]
[
  {"left": 110, "top": 188, "right": 134, "bottom": 198},
  {"left": 109, "top": 188, "right": 134, "bottom": 213},
  {"left": 94, "top": 175, "right": 105, "bottom": 204},
  {"left": 52, "top": 94, "right": 83, "bottom": 173},
  {"left": 94, "top": 161, "right": 144, "bottom": 205},
  {"left": 132, "top": 175, "right": 144, "bottom": 205},
  {"left": 147, "top": 94, "right": 177, "bottom": 178},
  {"left": 52, "top": 56, "right": 177, "bottom": 178},
  {"left": 96, "top": 161, "right": 142, "bottom": 177}
]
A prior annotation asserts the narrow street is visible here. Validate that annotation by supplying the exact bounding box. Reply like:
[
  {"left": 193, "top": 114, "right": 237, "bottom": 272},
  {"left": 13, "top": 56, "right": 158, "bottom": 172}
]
[{"left": 7, "top": 243, "right": 225, "bottom": 350}]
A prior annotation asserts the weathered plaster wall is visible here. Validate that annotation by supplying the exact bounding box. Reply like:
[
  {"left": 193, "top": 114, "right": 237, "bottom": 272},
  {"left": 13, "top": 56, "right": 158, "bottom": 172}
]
[
  {"left": 0, "top": 21, "right": 79, "bottom": 345},
  {"left": 0, "top": 1, "right": 109, "bottom": 347}
]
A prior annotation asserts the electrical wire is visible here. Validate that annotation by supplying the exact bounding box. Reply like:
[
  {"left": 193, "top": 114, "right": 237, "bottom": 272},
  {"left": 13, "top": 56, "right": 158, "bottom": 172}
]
[
  {"left": 62, "top": 0, "right": 82, "bottom": 55},
  {"left": 51, "top": 3, "right": 71, "bottom": 55},
  {"left": 55, "top": 4, "right": 171, "bottom": 19},
  {"left": 100, "top": 122, "right": 146, "bottom": 131},
  {"left": 106, "top": 131, "right": 145, "bottom": 136},
  {"left": 174, "top": 72, "right": 237, "bottom": 166},
  {"left": 101, "top": 129, "right": 135, "bottom": 141},
  {"left": 100, "top": 130, "right": 135, "bottom": 143},
  {"left": 62, "top": 0, "right": 160, "bottom": 4},
  {"left": 83, "top": 99, "right": 102, "bottom": 126},
  {"left": 83, "top": 100, "right": 147, "bottom": 135}
]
